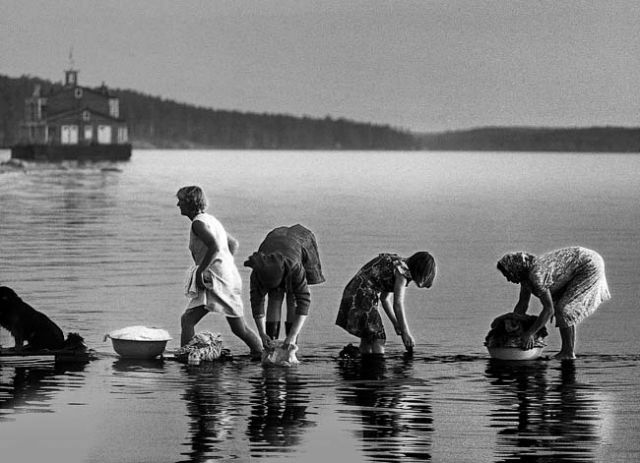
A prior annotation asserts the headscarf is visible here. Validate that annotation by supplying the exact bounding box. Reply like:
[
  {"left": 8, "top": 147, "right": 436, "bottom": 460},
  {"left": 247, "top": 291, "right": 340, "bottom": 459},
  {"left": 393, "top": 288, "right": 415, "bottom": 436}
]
[
  {"left": 244, "top": 251, "right": 286, "bottom": 289},
  {"left": 497, "top": 252, "right": 536, "bottom": 282}
]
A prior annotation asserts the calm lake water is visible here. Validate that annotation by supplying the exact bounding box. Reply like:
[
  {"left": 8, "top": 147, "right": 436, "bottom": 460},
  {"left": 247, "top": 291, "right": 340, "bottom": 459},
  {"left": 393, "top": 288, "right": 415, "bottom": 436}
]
[{"left": 0, "top": 149, "right": 639, "bottom": 462}]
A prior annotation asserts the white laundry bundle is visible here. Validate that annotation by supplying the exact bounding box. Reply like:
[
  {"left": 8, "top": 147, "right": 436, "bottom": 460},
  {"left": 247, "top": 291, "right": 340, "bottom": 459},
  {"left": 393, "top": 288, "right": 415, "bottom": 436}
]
[
  {"left": 261, "top": 340, "right": 299, "bottom": 367},
  {"left": 105, "top": 325, "right": 172, "bottom": 341}
]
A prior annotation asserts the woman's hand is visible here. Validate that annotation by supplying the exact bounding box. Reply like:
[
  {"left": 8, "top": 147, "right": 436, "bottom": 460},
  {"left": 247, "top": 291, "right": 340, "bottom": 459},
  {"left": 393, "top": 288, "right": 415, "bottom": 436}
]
[
  {"left": 260, "top": 333, "right": 272, "bottom": 349},
  {"left": 401, "top": 331, "right": 415, "bottom": 350},
  {"left": 519, "top": 332, "right": 535, "bottom": 350}
]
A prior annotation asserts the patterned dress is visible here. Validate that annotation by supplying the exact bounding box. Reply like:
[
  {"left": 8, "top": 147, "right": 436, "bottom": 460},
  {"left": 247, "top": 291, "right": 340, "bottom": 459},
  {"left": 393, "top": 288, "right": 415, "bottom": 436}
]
[
  {"left": 499, "top": 246, "right": 610, "bottom": 328},
  {"left": 336, "top": 254, "right": 412, "bottom": 342},
  {"left": 527, "top": 247, "right": 610, "bottom": 327}
]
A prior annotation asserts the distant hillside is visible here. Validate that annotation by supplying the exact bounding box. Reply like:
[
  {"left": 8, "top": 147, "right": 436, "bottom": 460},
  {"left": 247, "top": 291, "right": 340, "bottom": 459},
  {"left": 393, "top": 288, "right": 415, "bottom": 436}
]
[
  {"left": 419, "top": 126, "right": 640, "bottom": 152},
  {"left": 2, "top": 74, "right": 639, "bottom": 152},
  {"left": 0, "top": 74, "right": 418, "bottom": 150}
]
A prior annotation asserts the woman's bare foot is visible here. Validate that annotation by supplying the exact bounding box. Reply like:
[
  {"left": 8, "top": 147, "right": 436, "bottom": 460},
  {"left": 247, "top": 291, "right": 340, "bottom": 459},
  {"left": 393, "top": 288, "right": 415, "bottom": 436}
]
[{"left": 553, "top": 351, "right": 576, "bottom": 360}]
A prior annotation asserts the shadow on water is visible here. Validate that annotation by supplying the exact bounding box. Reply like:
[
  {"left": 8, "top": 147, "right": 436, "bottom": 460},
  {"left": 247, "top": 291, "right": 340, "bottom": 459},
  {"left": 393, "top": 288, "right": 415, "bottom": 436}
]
[
  {"left": 335, "top": 355, "right": 433, "bottom": 462},
  {"left": 485, "top": 359, "right": 604, "bottom": 462}
]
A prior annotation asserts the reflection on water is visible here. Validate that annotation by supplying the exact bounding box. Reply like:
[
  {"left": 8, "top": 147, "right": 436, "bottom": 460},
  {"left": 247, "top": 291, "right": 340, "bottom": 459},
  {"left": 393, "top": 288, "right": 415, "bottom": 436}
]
[
  {"left": 178, "top": 362, "right": 244, "bottom": 463},
  {"left": 2, "top": 150, "right": 640, "bottom": 461},
  {"left": 486, "top": 360, "right": 603, "bottom": 462},
  {"left": 335, "top": 356, "right": 433, "bottom": 462},
  {"left": 0, "top": 362, "right": 87, "bottom": 422},
  {"left": 247, "top": 366, "right": 316, "bottom": 455}
]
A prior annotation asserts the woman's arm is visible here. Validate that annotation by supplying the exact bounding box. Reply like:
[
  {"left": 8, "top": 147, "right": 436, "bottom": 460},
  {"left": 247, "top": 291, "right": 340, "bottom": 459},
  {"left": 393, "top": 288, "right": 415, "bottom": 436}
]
[
  {"left": 380, "top": 292, "right": 400, "bottom": 334},
  {"left": 249, "top": 273, "right": 269, "bottom": 345},
  {"left": 520, "top": 288, "right": 554, "bottom": 349},
  {"left": 191, "top": 220, "right": 219, "bottom": 288},
  {"left": 253, "top": 314, "right": 269, "bottom": 347},
  {"left": 514, "top": 284, "right": 532, "bottom": 314},
  {"left": 392, "top": 269, "right": 415, "bottom": 350},
  {"left": 227, "top": 234, "right": 239, "bottom": 255}
]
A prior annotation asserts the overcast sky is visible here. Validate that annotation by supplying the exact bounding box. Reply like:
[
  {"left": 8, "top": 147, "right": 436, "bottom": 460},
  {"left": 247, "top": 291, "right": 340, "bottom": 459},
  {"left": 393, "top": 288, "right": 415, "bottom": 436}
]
[{"left": 2, "top": 0, "right": 639, "bottom": 132}]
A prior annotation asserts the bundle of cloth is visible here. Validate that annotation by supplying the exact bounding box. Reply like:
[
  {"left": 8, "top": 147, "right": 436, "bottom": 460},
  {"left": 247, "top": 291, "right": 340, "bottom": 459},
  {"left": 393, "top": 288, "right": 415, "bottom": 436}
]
[
  {"left": 262, "top": 340, "right": 299, "bottom": 367},
  {"left": 175, "top": 332, "right": 230, "bottom": 365},
  {"left": 484, "top": 313, "right": 548, "bottom": 349}
]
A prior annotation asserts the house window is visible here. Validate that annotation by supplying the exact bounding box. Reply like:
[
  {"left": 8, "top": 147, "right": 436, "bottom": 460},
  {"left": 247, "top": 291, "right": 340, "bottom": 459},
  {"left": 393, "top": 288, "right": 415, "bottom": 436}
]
[
  {"left": 61, "top": 125, "right": 79, "bottom": 144},
  {"left": 84, "top": 125, "right": 93, "bottom": 141},
  {"left": 97, "top": 125, "right": 112, "bottom": 144},
  {"left": 82, "top": 110, "right": 90, "bottom": 121},
  {"left": 109, "top": 99, "right": 119, "bottom": 118},
  {"left": 117, "top": 127, "right": 128, "bottom": 143},
  {"left": 47, "top": 126, "right": 56, "bottom": 143},
  {"left": 75, "top": 88, "right": 83, "bottom": 99}
]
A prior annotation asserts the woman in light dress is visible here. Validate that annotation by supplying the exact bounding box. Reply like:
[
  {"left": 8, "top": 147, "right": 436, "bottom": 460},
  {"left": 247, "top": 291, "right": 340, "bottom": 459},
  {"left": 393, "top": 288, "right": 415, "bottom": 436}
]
[
  {"left": 497, "top": 246, "right": 610, "bottom": 359},
  {"left": 176, "top": 186, "right": 262, "bottom": 357}
]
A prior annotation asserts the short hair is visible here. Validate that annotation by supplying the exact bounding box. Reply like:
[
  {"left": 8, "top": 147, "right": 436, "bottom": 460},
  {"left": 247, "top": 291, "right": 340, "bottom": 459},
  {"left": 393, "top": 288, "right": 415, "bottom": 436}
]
[
  {"left": 406, "top": 251, "right": 436, "bottom": 285},
  {"left": 496, "top": 262, "right": 509, "bottom": 277},
  {"left": 176, "top": 185, "right": 208, "bottom": 212}
]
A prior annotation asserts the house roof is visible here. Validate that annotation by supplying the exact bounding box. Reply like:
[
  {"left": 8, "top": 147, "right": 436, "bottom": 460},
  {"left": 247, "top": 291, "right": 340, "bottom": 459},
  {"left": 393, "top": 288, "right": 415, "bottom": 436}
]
[
  {"left": 46, "top": 106, "right": 125, "bottom": 123},
  {"left": 57, "top": 83, "right": 116, "bottom": 98}
]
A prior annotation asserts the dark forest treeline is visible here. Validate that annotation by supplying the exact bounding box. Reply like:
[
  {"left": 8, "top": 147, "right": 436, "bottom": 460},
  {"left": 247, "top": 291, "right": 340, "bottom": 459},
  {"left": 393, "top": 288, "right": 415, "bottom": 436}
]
[
  {"left": 418, "top": 126, "right": 640, "bottom": 152},
  {"left": 2, "top": 73, "right": 639, "bottom": 151},
  {"left": 0, "top": 74, "right": 418, "bottom": 150}
]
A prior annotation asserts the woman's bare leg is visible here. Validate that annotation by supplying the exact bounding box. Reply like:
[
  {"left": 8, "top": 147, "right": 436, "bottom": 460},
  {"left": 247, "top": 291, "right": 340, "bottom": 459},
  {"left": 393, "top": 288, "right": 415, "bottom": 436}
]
[
  {"left": 360, "top": 339, "right": 385, "bottom": 355},
  {"left": 227, "top": 316, "right": 263, "bottom": 355},
  {"left": 181, "top": 305, "right": 208, "bottom": 346},
  {"left": 359, "top": 339, "right": 372, "bottom": 354},
  {"left": 371, "top": 340, "right": 386, "bottom": 354},
  {"left": 555, "top": 325, "right": 577, "bottom": 359},
  {"left": 266, "top": 288, "right": 285, "bottom": 339}
]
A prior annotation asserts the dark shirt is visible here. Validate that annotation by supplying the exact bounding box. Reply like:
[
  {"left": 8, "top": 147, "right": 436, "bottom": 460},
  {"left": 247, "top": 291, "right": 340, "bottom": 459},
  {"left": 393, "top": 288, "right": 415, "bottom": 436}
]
[{"left": 249, "top": 224, "right": 324, "bottom": 318}]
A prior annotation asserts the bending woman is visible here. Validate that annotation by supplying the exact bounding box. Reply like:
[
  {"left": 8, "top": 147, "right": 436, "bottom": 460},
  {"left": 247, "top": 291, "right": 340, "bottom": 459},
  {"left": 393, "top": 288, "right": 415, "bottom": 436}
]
[
  {"left": 497, "top": 246, "right": 610, "bottom": 359},
  {"left": 336, "top": 252, "right": 436, "bottom": 355},
  {"left": 176, "top": 186, "right": 262, "bottom": 357},
  {"left": 244, "top": 224, "right": 325, "bottom": 348}
]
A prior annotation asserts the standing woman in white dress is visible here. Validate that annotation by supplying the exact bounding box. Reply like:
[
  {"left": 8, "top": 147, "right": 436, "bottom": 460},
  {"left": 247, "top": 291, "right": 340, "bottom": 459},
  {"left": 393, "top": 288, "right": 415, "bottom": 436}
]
[{"left": 176, "top": 185, "right": 262, "bottom": 357}]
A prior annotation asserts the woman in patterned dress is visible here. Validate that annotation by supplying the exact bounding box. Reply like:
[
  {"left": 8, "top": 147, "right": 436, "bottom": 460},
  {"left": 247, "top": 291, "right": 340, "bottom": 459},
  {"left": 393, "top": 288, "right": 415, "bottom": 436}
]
[
  {"left": 497, "top": 246, "right": 610, "bottom": 359},
  {"left": 176, "top": 186, "right": 262, "bottom": 356},
  {"left": 336, "top": 252, "right": 437, "bottom": 355}
]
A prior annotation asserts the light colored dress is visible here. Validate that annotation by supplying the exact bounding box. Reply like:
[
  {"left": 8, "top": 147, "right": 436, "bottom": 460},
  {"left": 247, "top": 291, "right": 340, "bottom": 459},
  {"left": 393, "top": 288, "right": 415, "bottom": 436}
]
[
  {"left": 498, "top": 246, "right": 610, "bottom": 328},
  {"left": 527, "top": 247, "right": 610, "bottom": 328},
  {"left": 184, "top": 212, "right": 244, "bottom": 317}
]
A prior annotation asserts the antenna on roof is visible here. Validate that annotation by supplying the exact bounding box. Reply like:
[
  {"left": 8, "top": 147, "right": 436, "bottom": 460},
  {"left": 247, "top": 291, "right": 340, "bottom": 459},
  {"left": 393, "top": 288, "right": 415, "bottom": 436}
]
[{"left": 65, "top": 47, "right": 78, "bottom": 87}]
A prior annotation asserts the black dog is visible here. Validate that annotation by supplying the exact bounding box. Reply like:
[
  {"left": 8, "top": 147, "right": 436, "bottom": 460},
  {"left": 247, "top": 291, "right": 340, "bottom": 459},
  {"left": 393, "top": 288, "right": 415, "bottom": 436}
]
[{"left": 0, "top": 286, "right": 66, "bottom": 351}]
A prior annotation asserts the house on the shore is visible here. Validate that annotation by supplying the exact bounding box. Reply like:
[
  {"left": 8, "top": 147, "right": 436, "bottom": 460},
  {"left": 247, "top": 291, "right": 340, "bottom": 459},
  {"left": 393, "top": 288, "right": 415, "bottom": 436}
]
[{"left": 11, "top": 67, "right": 131, "bottom": 161}]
